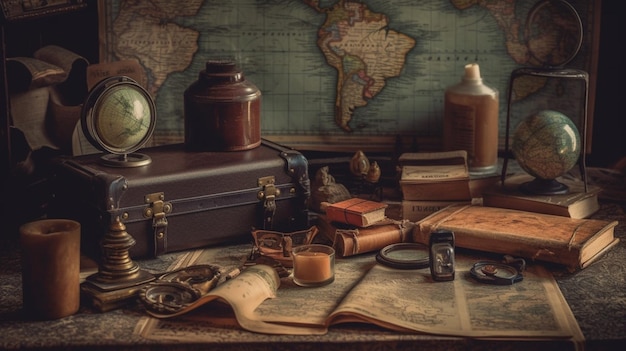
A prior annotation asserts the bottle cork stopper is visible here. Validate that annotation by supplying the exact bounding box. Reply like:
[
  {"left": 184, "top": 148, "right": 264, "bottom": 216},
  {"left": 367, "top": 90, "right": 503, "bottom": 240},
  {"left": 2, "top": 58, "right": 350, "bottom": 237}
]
[{"left": 464, "top": 63, "right": 481, "bottom": 79}]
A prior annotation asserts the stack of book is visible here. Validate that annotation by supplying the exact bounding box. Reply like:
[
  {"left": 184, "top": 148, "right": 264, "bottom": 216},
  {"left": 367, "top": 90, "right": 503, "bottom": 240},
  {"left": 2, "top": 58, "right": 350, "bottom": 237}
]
[
  {"left": 317, "top": 198, "right": 414, "bottom": 257},
  {"left": 397, "top": 150, "right": 473, "bottom": 221}
]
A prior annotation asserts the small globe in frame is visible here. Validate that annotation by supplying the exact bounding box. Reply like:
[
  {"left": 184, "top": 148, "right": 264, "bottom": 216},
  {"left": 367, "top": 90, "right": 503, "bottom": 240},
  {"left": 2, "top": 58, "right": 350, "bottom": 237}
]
[
  {"left": 511, "top": 110, "right": 581, "bottom": 195},
  {"left": 81, "top": 76, "right": 156, "bottom": 167}
]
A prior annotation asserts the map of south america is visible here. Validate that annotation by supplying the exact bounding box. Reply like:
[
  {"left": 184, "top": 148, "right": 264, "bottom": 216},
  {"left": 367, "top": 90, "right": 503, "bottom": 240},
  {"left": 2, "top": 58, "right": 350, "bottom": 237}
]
[
  {"left": 308, "top": 0, "right": 416, "bottom": 132},
  {"left": 111, "top": 1, "right": 204, "bottom": 96}
]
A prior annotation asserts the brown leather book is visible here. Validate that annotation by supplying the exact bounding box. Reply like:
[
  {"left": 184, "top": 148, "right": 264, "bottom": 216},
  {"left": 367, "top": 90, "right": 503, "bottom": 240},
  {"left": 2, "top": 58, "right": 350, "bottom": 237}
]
[
  {"left": 482, "top": 174, "right": 600, "bottom": 219},
  {"left": 324, "top": 198, "right": 388, "bottom": 227},
  {"left": 413, "top": 204, "right": 619, "bottom": 271},
  {"left": 399, "top": 165, "right": 471, "bottom": 201}
]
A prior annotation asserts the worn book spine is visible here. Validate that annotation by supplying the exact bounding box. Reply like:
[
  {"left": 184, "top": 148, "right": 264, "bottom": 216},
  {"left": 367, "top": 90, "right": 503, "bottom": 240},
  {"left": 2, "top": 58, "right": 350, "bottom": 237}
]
[
  {"left": 400, "top": 164, "right": 469, "bottom": 182},
  {"left": 325, "top": 198, "right": 387, "bottom": 227},
  {"left": 401, "top": 200, "right": 469, "bottom": 222},
  {"left": 412, "top": 204, "right": 619, "bottom": 270},
  {"left": 400, "top": 180, "right": 472, "bottom": 201},
  {"left": 483, "top": 190, "right": 599, "bottom": 218}
]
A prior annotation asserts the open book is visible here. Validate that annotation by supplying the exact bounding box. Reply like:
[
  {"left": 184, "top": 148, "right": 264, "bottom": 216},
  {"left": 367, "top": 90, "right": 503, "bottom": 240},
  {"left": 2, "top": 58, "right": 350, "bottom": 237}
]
[{"left": 135, "top": 245, "right": 583, "bottom": 347}]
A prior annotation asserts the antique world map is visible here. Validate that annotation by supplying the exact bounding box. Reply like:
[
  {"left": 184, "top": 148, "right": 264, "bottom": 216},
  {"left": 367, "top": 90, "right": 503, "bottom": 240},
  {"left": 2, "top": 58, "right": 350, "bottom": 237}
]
[{"left": 99, "top": 0, "right": 598, "bottom": 151}]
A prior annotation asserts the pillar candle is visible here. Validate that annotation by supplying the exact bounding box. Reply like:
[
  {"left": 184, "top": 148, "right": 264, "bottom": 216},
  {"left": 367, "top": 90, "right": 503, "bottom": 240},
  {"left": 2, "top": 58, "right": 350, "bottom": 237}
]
[{"left": 20, "top": 219, "right": 81, "bottom": 320}]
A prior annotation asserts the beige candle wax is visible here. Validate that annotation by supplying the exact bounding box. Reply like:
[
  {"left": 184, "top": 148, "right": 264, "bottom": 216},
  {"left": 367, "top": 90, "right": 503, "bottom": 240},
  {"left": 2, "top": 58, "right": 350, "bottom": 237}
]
[
  {"left": 20, "top": 219, "right": 81, "bottom": 320},
  {"left": 292, "top": 244, "right": 335, "bottom": 287}
]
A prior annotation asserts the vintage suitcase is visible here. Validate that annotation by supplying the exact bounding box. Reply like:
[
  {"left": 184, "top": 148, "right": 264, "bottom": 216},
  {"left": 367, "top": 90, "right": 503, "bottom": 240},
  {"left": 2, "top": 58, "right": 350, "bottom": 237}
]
[{"left": 48, "top": 140, "right": 310, "bottom": 258}]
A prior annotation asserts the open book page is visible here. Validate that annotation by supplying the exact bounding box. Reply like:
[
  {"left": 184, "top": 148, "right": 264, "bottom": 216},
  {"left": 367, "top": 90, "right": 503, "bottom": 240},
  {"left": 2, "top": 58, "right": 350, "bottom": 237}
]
[
  {"left": 327, "top": 256, "right": 582, "bottom": 340},
  {"left": 137, "top": 249, "right": 323, "bottom": 335},
  {"left": 135, "top": 246, "right": 369, "bottom": 338},
  {"left": 190, "top": 265, "right": 323, "bottom": 335},
  {"left": 251, "top": 254, "right": 374, "bottom": 326},
  {"left": 33, "top": 45, "right": 88, "bottom": 81},
  {"left": 135, "top": 244, "right": 582, "bottom": 345},
  {"left": 6, "top": 57, "right": 66, "bottom": 92},
  {"left": 137, "top": 246, "right": 371, "bottom": 330}
]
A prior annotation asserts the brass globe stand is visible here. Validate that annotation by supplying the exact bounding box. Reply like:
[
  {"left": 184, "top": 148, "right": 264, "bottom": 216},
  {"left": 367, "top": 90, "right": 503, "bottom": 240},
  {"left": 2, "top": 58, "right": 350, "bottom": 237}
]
[
  {"left": 78, "top": 75, "right": 157, "bottom": 311},
  {"left": 81, "top": 216, "right": 155, "bottom": 312}
]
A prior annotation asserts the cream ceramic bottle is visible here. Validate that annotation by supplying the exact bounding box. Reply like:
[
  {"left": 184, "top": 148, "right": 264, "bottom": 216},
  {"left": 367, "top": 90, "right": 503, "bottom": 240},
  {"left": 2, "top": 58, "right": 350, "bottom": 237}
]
[{"left": 443, "top": 63, "right": 499, "bottom": 175}]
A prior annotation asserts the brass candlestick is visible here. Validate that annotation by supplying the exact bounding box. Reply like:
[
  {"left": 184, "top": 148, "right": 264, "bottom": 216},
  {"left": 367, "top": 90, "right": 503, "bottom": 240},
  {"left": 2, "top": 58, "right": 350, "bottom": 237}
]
[{"left": 81, "top": 216, "right": 155, "bottom": 312}]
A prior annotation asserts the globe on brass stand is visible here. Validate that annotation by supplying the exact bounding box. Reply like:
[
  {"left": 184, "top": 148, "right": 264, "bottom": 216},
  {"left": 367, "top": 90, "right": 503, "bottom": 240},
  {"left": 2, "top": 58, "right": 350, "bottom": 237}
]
[
  {"left": 77, "top": 75, "right": 158, "bottom": 311},
  {"left": 510, "top": 110, "right": 581, "bottom": 195},
  {"left": 81, "top": 216, "right": 155, "bottom": 311},
  {"left": 501, "top": 0, "right": 589, "bottom": 195}
]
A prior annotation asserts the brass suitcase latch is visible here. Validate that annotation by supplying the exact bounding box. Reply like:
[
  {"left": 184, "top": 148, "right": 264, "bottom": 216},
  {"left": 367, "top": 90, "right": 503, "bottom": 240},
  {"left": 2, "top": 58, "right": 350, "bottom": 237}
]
[
  {"left": 257, "top": 176, "right": 280, "bottom": 229},
  {"left": 143, "top": 192, "right": 173, "bottom": 256}
]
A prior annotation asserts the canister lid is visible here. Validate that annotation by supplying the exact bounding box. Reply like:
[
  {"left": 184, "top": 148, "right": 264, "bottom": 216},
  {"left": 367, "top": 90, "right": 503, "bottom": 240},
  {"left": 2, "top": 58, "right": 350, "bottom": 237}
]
[
  {"left": 201, "top": 60, "right": 242, "bottom": 81},
  {"left": 193, "top": 59, "right": 261, "bottom": 101},
  {"left": 204, "top": 60, "right": 238, "bottom": 74}
]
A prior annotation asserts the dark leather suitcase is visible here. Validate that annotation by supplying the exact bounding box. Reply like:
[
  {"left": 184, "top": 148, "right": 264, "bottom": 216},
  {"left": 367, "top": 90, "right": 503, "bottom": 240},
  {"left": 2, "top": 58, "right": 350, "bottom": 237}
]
[{"left": 48, "top": 140, "right": 310, "bottom": 258}]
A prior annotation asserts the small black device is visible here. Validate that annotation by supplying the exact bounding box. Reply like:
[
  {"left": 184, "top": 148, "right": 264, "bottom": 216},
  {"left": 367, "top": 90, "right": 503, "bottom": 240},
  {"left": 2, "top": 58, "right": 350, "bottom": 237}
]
[{"left": 429, "top": 229, "right": 455, "bottom": 281}]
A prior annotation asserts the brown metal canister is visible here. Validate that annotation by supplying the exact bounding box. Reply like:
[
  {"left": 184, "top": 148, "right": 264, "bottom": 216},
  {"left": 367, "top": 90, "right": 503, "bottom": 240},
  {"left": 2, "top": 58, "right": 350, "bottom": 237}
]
[{"left": 184, "top": 60, "right": 261, "bottom": 151}]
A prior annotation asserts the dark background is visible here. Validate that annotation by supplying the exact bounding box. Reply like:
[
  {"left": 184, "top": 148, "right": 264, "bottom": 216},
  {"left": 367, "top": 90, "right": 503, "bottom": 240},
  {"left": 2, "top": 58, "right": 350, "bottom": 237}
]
[
  {"left": 2, "top": 0, "right": 623, "bottom": 167},
  {"left": 587, "top": 0, "right": 626, "bottom": 168},
  {"left": 0, "top": 0, "right": 624, "bottom": 235}
]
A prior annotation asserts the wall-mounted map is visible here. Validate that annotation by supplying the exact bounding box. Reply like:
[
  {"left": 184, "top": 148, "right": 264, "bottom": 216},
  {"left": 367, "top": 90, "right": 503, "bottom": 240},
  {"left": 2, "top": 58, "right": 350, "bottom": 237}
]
[{"left": 99, "top": 0, "right": 599, "bottom": 151}]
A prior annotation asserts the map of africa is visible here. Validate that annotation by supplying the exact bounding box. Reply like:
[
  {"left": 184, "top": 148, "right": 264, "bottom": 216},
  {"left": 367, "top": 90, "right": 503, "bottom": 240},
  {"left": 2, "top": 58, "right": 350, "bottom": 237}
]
[{"left": 99, "top": 0, "right": 598, "bottom": 151}]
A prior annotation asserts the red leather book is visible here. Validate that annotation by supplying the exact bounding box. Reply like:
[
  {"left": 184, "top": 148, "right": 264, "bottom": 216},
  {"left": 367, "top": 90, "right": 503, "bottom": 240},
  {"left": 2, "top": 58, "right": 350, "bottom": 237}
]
[{"left": 325, "top": 198, "right": 388, "bottom": 227}]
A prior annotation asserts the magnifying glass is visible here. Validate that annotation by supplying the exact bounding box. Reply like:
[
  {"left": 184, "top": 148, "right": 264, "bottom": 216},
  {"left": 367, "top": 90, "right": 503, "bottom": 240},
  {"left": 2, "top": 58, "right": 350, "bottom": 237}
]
[{"left": 376, "top": 243, "right": 430, "bottom": 269}]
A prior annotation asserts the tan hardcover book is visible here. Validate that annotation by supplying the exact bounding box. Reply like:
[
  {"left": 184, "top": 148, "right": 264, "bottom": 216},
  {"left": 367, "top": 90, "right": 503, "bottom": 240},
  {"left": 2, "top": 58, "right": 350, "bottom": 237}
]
[
  {"left": 324, "top": 198, "right": 388, "bottom": 227},
  {"left": 316, "top": 215, "right": 413, "bottom": 257},
  {"left": 399, "top": 163, "right": 471, "bottom": 201},
  {"left": 413, "top": 204, "right": 619, "bottom": 271},
  {"left": 398, "top": 150, "right": 471, "bottom": 201},
  {"left": 401, "top": 199, "right": 469, "bottom": 222},
  {"left": 483, "top": 174, "right": 600, "bottom": 218}
]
